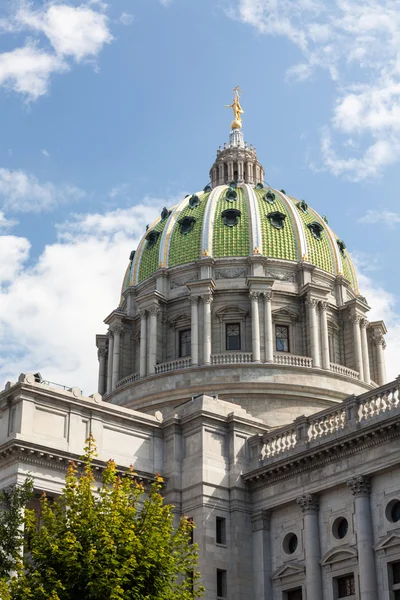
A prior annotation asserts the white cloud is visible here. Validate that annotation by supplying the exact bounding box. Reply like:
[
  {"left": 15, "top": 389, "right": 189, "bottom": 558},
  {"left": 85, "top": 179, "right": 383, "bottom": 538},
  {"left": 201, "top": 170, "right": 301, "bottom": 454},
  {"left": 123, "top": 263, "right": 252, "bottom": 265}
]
[
  {"left": 359, "top": 210, "right": 400, "bottom": 228},
  {"left": 118, "top": 12, "right": 134, "bottom": 26},
  {"left": 0, "top": 2, "right": 113, "bottom": 101},
  {"left": 0, "top": 168, "right": 85, "bottom": 212},
  {"left": 0, "top": 211, "right": 17, "bottom": 229},
  {"left": 229, "top": 0, "right": 400, "bottom": 180},
  {"left": 0, "top": 201, "right": 162, "bottom": 394}
]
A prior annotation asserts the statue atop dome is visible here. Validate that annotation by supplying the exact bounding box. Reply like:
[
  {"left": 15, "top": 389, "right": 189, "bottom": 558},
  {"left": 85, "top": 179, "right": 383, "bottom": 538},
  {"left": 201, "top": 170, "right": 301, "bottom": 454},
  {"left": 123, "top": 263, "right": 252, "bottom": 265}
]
[{"left": 225, "top": 86, "right": 244, "bottom": 130}]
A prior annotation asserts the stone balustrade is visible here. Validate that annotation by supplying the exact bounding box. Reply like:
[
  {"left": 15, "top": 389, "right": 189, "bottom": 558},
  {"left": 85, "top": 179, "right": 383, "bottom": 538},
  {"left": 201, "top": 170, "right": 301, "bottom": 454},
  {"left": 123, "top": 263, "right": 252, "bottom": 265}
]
[
  {"left": 273, "top": 353, "right": 313, "bottom": 367},
  {"left": 253, "top": 377, "right": 400, "bottom": 464},
  {"left": 211, "top": 352, "right": 253, "bottom": 365},
  {"left": 330, "top": 362, "right": 359, "bottom": 380},
  {"left": 155, "top": 357, "right": 191, "bottom": 374},
  {"left": 116, "top": 372, "right": 140, "bottom": 388}
]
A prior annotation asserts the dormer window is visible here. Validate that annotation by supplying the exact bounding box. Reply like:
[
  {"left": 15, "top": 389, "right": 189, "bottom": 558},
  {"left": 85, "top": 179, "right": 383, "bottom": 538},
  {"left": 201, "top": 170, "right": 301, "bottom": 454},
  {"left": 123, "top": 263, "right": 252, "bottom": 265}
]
[
  {"left": 222, "top": 208, "right": 241, "bottom": 227},
  {"left": 264, "top": 190, "right": 276, "bottom": 204},
  {"left": 129, "top": 250, "right": 136, "bottom": 261},
  {"left": 337, "top": 239, "right": 346, "bottom": 256},
  {"left": 146, "top": 230, "right": 160, "bottom": 249},
  {"left": 226, "top": 188, "right": 238, "bottom": 201},
  {"left": 267, "top": 211, "right": 286, "bottom": 230},
  {"left": 178, "top": 215, "right": 196, "bottom": 234},
  {"left": 228, "top": 181, "right": 237, "bottom": 189},
  {"left": 297, "top": 200, "right": 308, "bottom": 213},
  {"left": 189, "top": 194, "right": 200, "bottom": 208},
  {"left": 203, "top": 184, "right": 212, "bottom": 192},
  {"left": 160, "top": 207, "right": 171, "bottom": 221},
  {"left": 256, "top": 182, "right": 264, "bottom": 190},
  {"left": 308, "top": 221, "right": 324, "bottom": 240}
]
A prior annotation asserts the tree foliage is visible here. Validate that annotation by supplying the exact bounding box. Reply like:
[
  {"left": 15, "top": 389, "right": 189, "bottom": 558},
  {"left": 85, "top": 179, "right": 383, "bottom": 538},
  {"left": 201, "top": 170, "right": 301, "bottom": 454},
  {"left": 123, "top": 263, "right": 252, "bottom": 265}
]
[{"left": 2, "top": 438, "right": 202, "bottom": 600}]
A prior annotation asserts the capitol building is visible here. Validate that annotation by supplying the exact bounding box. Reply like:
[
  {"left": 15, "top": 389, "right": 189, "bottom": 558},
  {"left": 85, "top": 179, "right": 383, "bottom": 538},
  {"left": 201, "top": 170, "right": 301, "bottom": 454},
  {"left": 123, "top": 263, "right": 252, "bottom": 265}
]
[{"left": 1, "top": 91, "right": 399, "bottom": 600}]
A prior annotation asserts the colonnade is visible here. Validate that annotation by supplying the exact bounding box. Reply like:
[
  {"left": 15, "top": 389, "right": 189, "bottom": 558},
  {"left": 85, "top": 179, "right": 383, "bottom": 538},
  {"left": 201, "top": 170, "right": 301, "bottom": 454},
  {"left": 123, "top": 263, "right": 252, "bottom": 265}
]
[{"left": 252, "top": 478, "right": 378, "bottom": 600}]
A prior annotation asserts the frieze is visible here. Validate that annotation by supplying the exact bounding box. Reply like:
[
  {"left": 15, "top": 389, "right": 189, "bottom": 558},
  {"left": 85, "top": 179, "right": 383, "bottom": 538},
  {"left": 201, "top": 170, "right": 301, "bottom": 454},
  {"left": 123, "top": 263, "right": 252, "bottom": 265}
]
[
  {"left": 170, "top": 274, "right": 198, "bottom": 289},
  {"left": 265, "top": 269, "right": 296, "bottom": 283},
  {"left": 215, "top": 268, "right": 247, "bottom": 280}
]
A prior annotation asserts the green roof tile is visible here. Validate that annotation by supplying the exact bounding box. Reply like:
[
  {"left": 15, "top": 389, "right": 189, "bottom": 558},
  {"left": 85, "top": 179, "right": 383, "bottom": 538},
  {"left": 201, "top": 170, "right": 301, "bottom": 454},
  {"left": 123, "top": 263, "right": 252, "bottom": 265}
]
[
  {"left": 168, "top": 192, "right": 210, "bottom": 268},
  {"left": 213, "top": 187, "right": 250, "bottom": 257},
  {"left": 255, "top": 189, "right": 298, "bottom": 261}
]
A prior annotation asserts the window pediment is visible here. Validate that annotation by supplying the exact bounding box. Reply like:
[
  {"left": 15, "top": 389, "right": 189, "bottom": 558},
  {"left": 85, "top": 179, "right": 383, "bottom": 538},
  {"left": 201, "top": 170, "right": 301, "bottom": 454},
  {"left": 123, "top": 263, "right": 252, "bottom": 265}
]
[
  {"left": 216, "top": 305, "right": 248, "bottom": 321},
  {"left": 169, "top": 313, "right": 191, "bottom": 330},
  {"left": 272, "top": 307, "right": 299, "bottom": 323},
  {"left": 375, "top": 533, "right": 400, "bottom": 553},
  {"left": 272, "top": 562, "right": 305, "bottom": 581},
  {"left": 321, "top": 546, "right": 357, "bottom": 566}
]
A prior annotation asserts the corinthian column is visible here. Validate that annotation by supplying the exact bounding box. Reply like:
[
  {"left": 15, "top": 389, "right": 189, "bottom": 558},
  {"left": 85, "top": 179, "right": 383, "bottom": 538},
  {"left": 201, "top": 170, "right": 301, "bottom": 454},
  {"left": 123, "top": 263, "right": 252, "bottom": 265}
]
[
  {"left": 202, "top": 293, "right": 213, "bottom": 364},
  {"left": 190, "top": 296, "right": 199, "bottom": 366},
  {"left": 139, "top": 310, "right": 147, "bottom": 377},
  {"left": 374, "top": 334, "right": 387, "bottom": 386},
  {"left": 350, "top": 312, "right": 364, "bottom": 380},
  {"left": 262, "top": 291, "right": 273, "bottom": 362},
  {"left": 148, "top": 305, "right": 160, "bottom": 375},
  {"left": 319, "top": 301, "right": 330, "bottom": 370},
  {"left": 307, "top": 297, "right": 321, "bottom": 368},
  {"left": 252, "top": 511, "right": 272, "bottom": 600},
  {"left": 97, "top": 347, "right": 107, "bottom": 395},
  {"left": 111, "top": 324, "right": 124, "bottom": 390},
  {"left": 296, "top": 494, "right": 322, "bottom": 600},
  {"left": 360, "top": 319, "right": 371, "bottom": 384},
  {"left": 106, "top": 330, "right": 114, "bottom": 394},
  {"left": 347, "top": 476, "right": 377, "bottom": 600},
  {"left": 250, "top": 291, "right": 261, "bottom": 362}
]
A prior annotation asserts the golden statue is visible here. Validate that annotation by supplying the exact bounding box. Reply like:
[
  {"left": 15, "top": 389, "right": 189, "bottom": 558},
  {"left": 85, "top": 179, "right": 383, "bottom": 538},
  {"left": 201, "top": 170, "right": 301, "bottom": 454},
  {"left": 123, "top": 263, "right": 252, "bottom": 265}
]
[{"left": 225, "top": 86, "right": 244, "bottom": 130}]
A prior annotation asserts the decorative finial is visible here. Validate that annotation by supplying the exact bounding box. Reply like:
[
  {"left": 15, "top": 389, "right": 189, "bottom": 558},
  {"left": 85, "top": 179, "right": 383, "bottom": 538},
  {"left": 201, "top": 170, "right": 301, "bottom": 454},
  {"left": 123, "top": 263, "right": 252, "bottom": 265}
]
[
  {"left": 302, "top": 253, "right": 309, "bottom": 261},
  {"left": 202, "top": 249, "right": 209, "bottom": 256},
  {"left": 225, "top": 86, "right": 244, "bottom": 130},
  {"left": 253, "top": 246, "right": 261, "bottom": 255}
]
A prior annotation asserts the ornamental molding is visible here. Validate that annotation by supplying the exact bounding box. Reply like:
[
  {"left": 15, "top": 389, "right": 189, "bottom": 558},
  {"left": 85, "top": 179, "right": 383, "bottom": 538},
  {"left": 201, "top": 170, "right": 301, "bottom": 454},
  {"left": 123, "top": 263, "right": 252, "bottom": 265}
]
[
  {"left": 296, "top": 493, "right": 319, "bottom": 513},
  {"left": 347, "top": 475, "right": 371, "bottom": 497},
  {"left": 265, "top": 269, "right": 296, "bottom": 283},
  {"left": 215, "top": 267, "right": 247, "bottom": 280},
  {"left": 170, "top": 273, "right": 198, "bottom": 289}
]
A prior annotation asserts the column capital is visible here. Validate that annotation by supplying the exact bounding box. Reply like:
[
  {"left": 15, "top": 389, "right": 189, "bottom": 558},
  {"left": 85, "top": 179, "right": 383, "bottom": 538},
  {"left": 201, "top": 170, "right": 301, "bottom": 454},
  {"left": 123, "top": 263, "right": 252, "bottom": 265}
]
[
  {"left": 262, "top": 290, "right": 273, "bottom": 302},
  {"left": 110, "top": 324, "right": 124, "bottom": 336},
  {"left": 347, "top": 475, "right": 371, "bottom": 497},
  {"left": 249, "top": 291, "right": 260, "bottom": 301},
  {"left": 149, "top": 304, "right": 160, "bottom": 317},
  {"left": 360, "top": 318, "right": 369, "bottom": 329},
  {"left": 319, "top": 300, "right": 329, "bottom": 311},
  {"left": 372, "top": 332, "right": 386, "bottom": 348},
  {"left": 107, "top": 329, "right": 113, "bottom": 339},
  {"left": 306, "top": 295, "right": 319, "bottom": 308},
  {"left": 190, "top": 295, "right": 199, "bottom": 305},
  {"left": 97, "top": 347, "right": 108, "bottom": 360},
  {"left": 201, "top": 293, "right": 213, "bottom": 304},
  {"left": 296, "top": 493, "right": 319, "bottom": 514},
  {"left": 349, "top": 310, "right": 363, "bottom": 324},
  {"left": 139, "top": 309, "right": 147, "bottom": 319},
  {"left": 251, "top": 510, "right": 271, "bottom": 532}
]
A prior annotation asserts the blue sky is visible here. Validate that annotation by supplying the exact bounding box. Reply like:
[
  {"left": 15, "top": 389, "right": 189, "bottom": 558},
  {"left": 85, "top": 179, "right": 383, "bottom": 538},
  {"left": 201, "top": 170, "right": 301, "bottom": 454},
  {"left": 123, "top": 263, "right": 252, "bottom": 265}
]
[{"left": 0, "top": 0, "right": 399, "bottom": 393}]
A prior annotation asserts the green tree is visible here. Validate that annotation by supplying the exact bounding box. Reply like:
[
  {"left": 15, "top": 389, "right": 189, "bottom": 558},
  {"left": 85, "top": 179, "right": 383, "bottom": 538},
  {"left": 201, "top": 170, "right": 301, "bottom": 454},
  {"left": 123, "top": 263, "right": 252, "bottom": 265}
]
[{"left": 6, "top": 438, "right": 203, "bottom": 600}]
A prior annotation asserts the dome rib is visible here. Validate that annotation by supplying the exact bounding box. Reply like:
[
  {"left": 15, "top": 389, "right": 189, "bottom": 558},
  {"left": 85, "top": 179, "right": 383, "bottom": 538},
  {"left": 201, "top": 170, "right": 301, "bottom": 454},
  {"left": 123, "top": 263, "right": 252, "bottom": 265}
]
[
  {"left": 275, "top": 190, "right": 306, "bottom": 259},
  {"left": 159, "top": 196, "right": 190, "bottom": 269},
  {"left": 244, "top": 184, "right": 263, "bottom": 253},
  {"left": 201, "top": 185, "right": 226, "bottom": 256},
  {"left": 131, "top": 215, "right": 161, "bottom": 286},
  {"left": 317, "top": 215, "right": 343, "bottom": 276}
]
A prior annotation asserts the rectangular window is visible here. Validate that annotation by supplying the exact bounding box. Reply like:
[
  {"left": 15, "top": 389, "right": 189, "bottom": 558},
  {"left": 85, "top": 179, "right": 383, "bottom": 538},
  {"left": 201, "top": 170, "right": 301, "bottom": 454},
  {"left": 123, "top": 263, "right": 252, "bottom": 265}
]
[
  {"left": 337, "top": 574, "right": 355, "bottom": 598},
  {"left": 179, "top": 329, "right": 191, "bottom": 357},
  {"left": 216, "top": 517, "right": 226, "bottom": 545},
  {"left": 393, "top": 562, "right": 400, "bottom": 585},
  {"left": 275, "top": 324, "right": 290, "bottom": 352},
  {"left": 226, "top": 323, "right": 241, "bottom": 351},
  {"left": 286, "top": 589, "right": 302, "bottom": 600},
  {"left": 390, "top": 561, "right": 400, "bottom": 599},
  {"left": 217, "top": 569, "right": 227, "bottom": 598}
]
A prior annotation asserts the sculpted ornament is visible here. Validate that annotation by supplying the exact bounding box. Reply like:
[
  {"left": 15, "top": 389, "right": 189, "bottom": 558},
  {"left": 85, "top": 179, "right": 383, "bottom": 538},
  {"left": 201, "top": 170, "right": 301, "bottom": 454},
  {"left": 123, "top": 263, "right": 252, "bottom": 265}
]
[
  {"left": 110, "top": 324, "right": 124, "bottom": 337},
  {"left": 262, "top": 291, "right": 273, "bottom": 302},
  {"left": 97, "top": 347, "right": 107, "bottom": 360},
  {"left": 349, "top": 311, "right": 362, "bottom": 325},
  {"left": 249, "top": 291, "right": 260, "bottom": 301},
  {"left": 347, "top": 475, "right": 371, "bottom": 497},
  {"left": 149, "top": 305, "right": 160, "bottom": 317},
  {"left": 202, "top": 293, "right": 213, "bottom": 305},
  {"left": 215, "top": 268, "right": 247, "bottom": 280},
  {"left": 296, "top": 493, "right": 319, "bottom": 513}
]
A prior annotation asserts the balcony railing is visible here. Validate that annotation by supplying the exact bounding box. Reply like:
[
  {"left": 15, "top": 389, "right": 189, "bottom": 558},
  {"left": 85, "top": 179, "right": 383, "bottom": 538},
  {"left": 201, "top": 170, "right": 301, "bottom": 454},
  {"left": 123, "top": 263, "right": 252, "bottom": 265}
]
[
  {"left": 274, "top": 353, "right": 313, "bottom": 368},
  {"left": 330, "top": 362, "right": 359, "bottom": 380},
  {"left": 155, "top": 357, "right": 191, "bottom": 374},
  {"left": 211, "top": 352, "right": 253, "bottom": 365},
  {"left": 255, "top": 378, "right": 400, "bottom": 464},
  {"left": 116, "top": 372, "right": 140, "bottom": 388}
]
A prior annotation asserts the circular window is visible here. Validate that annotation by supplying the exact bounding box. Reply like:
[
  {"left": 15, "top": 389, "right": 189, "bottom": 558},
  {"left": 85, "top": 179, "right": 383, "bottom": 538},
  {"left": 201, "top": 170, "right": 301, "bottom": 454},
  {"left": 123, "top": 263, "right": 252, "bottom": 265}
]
[
  {"left": 332, "top": 517, "right": 349, "bottom": 540},
  {"left": 386, "top": 499, "right": 400, "bottom": 523},
  {"left": 283, "top": 533, "right": 298, "bottom": 554}
]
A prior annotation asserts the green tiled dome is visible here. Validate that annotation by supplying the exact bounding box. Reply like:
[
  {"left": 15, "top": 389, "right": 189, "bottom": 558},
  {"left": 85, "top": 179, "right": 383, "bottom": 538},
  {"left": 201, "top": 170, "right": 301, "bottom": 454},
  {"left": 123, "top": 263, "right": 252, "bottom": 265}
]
[{"left": 125, "top": 184, "right": 358, "bottom": 291}]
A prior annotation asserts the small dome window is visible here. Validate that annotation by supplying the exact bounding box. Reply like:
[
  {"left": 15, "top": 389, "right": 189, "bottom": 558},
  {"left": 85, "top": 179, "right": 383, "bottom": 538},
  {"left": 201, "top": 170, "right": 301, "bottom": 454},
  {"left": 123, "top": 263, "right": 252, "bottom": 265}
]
[
  {"left": 226, "top": 188, "right": 238, "bottom": 201},
  {"left": 146, "top": 230, "right": 160, "bottom": 249},
  {"left": 337, "top": 239, "right": 346, "bottom": 256},
  {"left": 264, "top": 190, "right": 276, "bottom": 204},
  {"left": 297, "top": 200, "right": 308, "bottom": 213},
  {"left": 160, "top": 207, "right": 171, "bottom": 221},
  {"left": 322, "top": 215, "right": 329, "bottom": 224},
  {"left": 189, "top": 194, "right": 200, "bottom": 209},
  {"left": 267, "top": 211, "right": 286, "bottom": 230},
  {"left": 222, "top": 208, "right": 241, "bottom": 227},
  {"left": 280, "top": 189, "right": 286, "bottom": 194},
  {"left": 129, "top": 250, "right": 136, "bottom": 261},
  {"left": 203, "top": 184, "right": 212, "bottom": 192},
  {"left": 256, "top": 182, "right": 264, "bottom": 190},
  {"left": 228, "top": 181, "right": 237, "bottom": 189},
  {"left": 308, "top": 221, "right": 324, "bottom": 240},
  {"left": 178, "top": 215, "right": 196, "bottom": 235}
]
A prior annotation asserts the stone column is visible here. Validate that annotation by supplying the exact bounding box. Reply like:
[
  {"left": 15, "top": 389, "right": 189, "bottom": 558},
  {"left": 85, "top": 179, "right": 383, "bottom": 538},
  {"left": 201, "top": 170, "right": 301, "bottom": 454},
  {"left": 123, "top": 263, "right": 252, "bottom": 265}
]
[
  {"left": 350, "top": 312, "right": 364, "bottom": 380},
  {"left": 263, "top": 291, "right": 273, "bottom": 362},
  {"left": 202, "top": 293, "right": 213, "bottom": 364},
  {"left": 111, "top": 324, "right": 124, "bottom": 390},
  {"left": 307, "top": 297, "right": 321, "bottom": 368},
  {"left": 252, "top": 511, "right": 272, "bottom": 600},
  {"left": 319, "top": 301, "right": 330, "bottom": 370},
  {"left": 296, "top": 494, "right": 323, "bottom": 600},
  {"left": 148, "top": 305, "right": 160, "bottom": 375},
  {"left": 360, "top": 319, "right": 371, "bottom": 384},
  {"left": 374, "top": 334, "right": 387, "bottom": 386},
  {"left": 190, "top": 296, "right": 199, "bottom": 366},
  {"left": 347, "top": 476, "right": 377, "bottom": 600},
  {"left": 250, "top": 292, "right": 261, "bottom": 362},
  {"left": 97, "top": 347, "right": 107, "bottom": 395},
  {"left": 139, "top": 310, "right": 147, "bottom": 377},
  {"left": 106, "top": 330, "right": 114, "bottom": 394}
]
